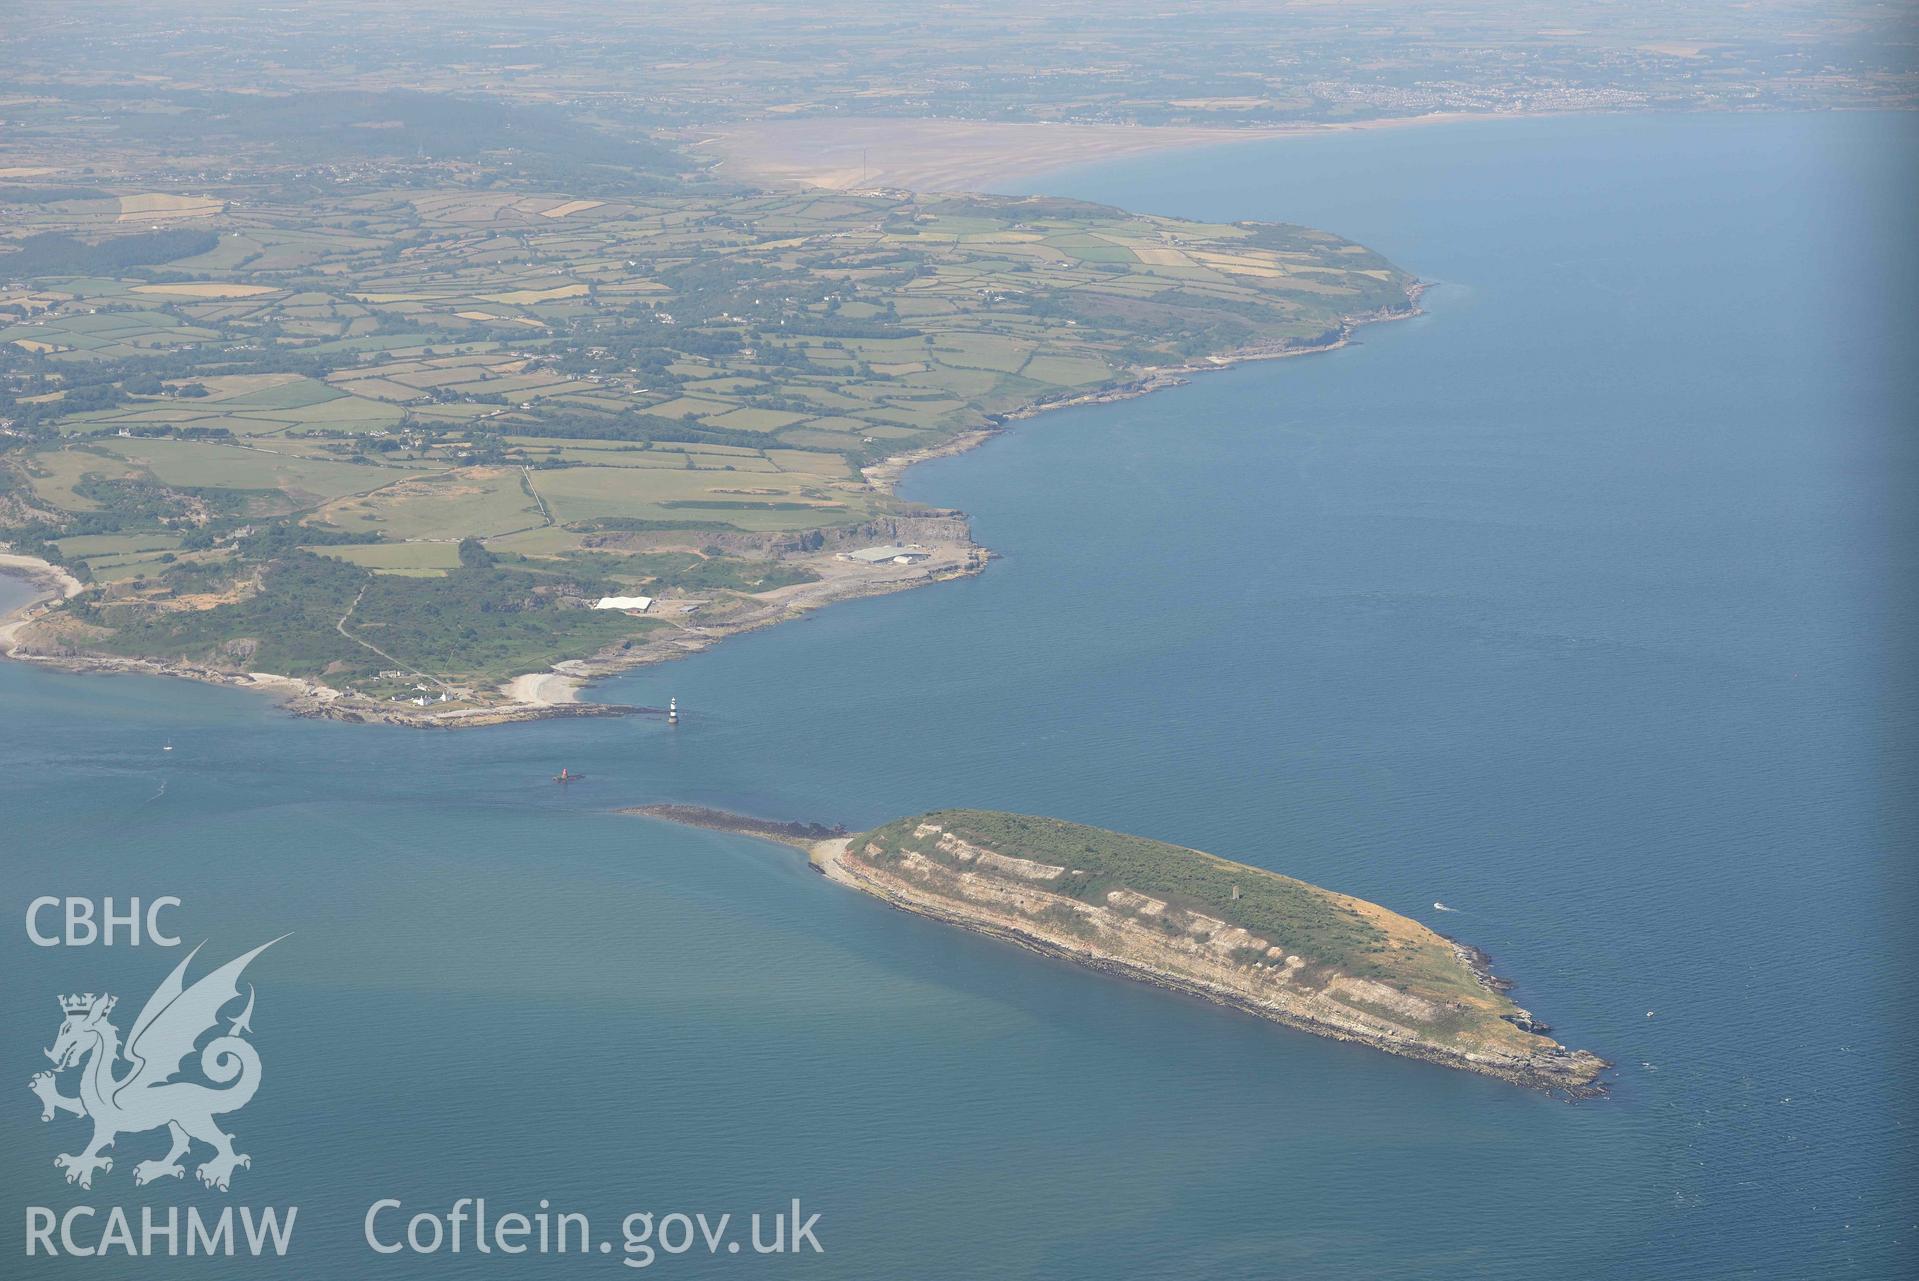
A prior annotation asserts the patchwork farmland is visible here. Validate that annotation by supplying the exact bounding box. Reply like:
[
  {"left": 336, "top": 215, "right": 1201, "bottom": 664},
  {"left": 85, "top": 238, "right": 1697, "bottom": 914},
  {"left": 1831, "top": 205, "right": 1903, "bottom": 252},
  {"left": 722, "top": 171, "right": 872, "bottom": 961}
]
[{"left": 1, "top": 182, "right": 1414, "bottom": 708}]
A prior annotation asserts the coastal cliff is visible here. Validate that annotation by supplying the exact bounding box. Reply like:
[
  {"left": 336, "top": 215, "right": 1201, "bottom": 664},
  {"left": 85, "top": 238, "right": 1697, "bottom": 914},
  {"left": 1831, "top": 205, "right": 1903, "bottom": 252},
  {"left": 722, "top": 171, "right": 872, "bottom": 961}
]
[{"left": 631, "top": 805, "right": 1608, "bottom": 1096}]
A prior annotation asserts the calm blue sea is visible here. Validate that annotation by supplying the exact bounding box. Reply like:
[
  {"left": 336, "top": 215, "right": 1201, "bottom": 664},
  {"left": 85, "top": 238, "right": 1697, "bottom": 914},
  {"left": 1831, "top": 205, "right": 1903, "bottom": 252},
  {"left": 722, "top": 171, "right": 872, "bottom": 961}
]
[{"left": 2, "top": 112, "right": 1913, "bottom": 1278}]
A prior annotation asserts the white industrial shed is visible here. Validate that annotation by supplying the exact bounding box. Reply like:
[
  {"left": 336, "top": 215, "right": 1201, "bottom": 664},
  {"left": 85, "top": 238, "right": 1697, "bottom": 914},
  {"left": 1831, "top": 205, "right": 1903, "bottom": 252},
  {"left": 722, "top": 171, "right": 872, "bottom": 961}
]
[{"left": 848, "top": 545, "right": 932, "bottom": 565}]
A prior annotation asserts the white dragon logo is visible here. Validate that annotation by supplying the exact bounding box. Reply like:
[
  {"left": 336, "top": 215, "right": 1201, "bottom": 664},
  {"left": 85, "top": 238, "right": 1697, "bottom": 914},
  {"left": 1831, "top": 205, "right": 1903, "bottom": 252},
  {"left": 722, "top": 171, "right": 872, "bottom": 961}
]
[{"left": 29, "top": 938, "right": 282, "bottom": 1191}]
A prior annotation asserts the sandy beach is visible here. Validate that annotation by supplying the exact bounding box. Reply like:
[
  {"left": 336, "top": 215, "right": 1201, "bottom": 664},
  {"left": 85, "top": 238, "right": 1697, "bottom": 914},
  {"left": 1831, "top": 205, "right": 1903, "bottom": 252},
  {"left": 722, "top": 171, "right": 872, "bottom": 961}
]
[
  {"left": 700, "top": 112, "right": 1492, "bottom": 193},
  {"left": 503, "top": 670, "right": 584, "bottom": 706},
  {"left": 0, "top": 552, "right": 84, "bottom": 653}
]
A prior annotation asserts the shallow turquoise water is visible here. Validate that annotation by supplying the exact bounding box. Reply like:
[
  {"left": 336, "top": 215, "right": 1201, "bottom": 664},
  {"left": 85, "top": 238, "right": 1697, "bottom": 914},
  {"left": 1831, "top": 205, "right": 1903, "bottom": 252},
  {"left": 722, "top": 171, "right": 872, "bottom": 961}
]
[{"left": 2, "top": 113, "right": 1912, "bottom": 1277}]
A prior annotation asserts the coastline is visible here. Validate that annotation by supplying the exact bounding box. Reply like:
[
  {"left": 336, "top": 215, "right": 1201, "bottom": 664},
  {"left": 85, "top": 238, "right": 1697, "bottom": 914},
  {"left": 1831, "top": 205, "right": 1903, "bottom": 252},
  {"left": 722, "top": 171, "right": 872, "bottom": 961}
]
[
  {"left": 620, "top": 803, "right": 846, "bottom": 849},
  {"left": 625, "top": 804, "right": 1607, "bottom": 1098},
  {"left": 0, "top": 287, "right": 1420, "bottom": 726},
  {"left": 0, "top": 552, "right": 83, "bottom": 654}
]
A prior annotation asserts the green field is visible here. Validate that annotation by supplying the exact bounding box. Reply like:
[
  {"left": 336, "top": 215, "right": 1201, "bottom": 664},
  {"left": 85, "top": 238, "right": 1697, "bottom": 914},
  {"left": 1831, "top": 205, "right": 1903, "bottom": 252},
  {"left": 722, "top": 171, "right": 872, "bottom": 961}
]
[
  {"left": 309, "top": 468, "right": 544, "bottom": 541},
  {"left": 96, "top": 438, "right": 396, "bottom": 498},
  {"left": 310, "top": 541, "right": 465, "bottom": 575}
]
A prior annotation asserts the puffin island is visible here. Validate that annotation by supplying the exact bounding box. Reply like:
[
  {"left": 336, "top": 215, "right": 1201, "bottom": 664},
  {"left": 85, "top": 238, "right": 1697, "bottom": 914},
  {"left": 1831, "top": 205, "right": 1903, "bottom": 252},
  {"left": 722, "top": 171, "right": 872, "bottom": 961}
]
[{"left": 629, "top": 805, "right": 1610, "bottom": 1096}]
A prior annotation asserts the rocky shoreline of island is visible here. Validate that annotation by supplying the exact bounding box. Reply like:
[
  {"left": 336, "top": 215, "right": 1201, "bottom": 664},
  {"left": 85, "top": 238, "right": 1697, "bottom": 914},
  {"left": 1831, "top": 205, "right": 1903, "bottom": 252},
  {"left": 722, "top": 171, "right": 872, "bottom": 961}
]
[
  {"left": 620, "top": 803, "right": 851, "bottom": 846},
  {"left": 624, "top": 802, "right": 1608, "bottom": 1098}
]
